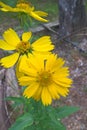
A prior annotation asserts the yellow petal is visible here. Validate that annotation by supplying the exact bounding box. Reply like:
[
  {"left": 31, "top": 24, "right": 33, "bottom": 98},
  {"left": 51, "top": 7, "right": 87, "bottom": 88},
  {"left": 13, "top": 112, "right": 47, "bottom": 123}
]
[
  {"left": 0, "top": 52, "right": 19, "bottom": 68},
  {"left": 32, "top": 51, "right": 51, "bottom": 60},
  {"left": 41, "top": 87, "right": 52, "bottom": 105},
  {"left": 46, "top": 54, "right": 57, "bottom": 71},
  {"left": 28, "top": 54, "right": 44, "bottom": 71},
  {"left": 23, "top": 83, "right": 39, "bottom": 98},
  {"left": 22, "top": 32, "right": 32, "bottom": 42},
  {"left": 53, "top": 76, "right": 72, "bottom": 88},
  {"left": 54, "top": 84, "right": 69, "bottom": 97},
  {"left": 46, "top": 54, "right": 65, "bottom": 72},
  {"left": 0, "top": 1, "right": 20, "bottom": 12},
  {"left": 34, "top": 11, "right": 48, "bottom": 17},
  {"left": 0, "top": 8, "right": 9, "bottom": 12},
  {"left": 19, "top": 76, "right": 35, "bottom": 86},
  {"left": 51, "top": 58, "right": 65, "bottom": 72},
  {"left": 48, "top": 84, "right": 60, "bottom": 99},
  {"left": 18, "top": 55, "right": 37, "bottom": 76},
  {"left": 16, "top": 57, "right": 24, "bottom": 79},
  {"left": 0, "top": 40, "right": 16, "bottom": 50},
  {"left": 30, "top": 11, "right": 48, "bottom": 22},
  {"left": 16, "top": 55, "right": 29, "bottom": 79},
  {"left": 32, "top": 44, "right": 54, "bottom": 52},
  {"left": 18, "top": 55, "right": 30, "bottom": 72},
  {"left": 33, "top": 86, "right": 42, "bottom": 101},
  {"left": 32, "top": 36, "right": 54, "bottom": 51},
  {"left": 54, "top": 67, "right": 69, "bottom": 77},
  {"left": 32, "top": 36, "right": 51, "bottom": 46},
  {"left": 0, "top": 1, "right": 13, "bottom": 11},
  {"left": 3, "top": 28, "right": 20, "bottom": 47}
]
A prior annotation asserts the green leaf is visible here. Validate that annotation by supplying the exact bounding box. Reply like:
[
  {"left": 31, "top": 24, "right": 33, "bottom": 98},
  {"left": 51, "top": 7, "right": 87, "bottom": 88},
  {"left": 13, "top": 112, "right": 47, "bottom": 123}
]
[
  {"left": 56, "top": 106, "right": 79, "bottom": 119},
  {"left": 5, "top": 96, "right": 25, "bottom": 107},
  {"left": 24, "top": 125, "right": 36, "bottom": 130},
  {"left": 47, "top": 108, "right": 57, "bottom": 122},
  {"left": 47, "top": 107, "right": 66, "bottom": 130},
  {"left": 5, "top": 96, "right": 24, "bottom": 102},
  {"left": 9, "top": 113, "right": 33, "bottom": 130},
  {"left": 42, "top": 120, "right": 66, "bottom": 130},
  {"left": 2, "top": 0, "right": 17, "bottom": 6},
  {"left": 56, "top": 123, "right": 66, "bottom": 130},
  {"left": 50, "top": 121, "right": 66, "bottom": 130}
]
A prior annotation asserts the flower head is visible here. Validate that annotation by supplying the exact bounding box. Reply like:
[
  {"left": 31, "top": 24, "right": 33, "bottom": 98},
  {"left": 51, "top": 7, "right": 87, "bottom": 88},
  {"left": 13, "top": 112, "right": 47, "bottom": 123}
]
[
  {"left": 18, "top": 54, "right": 72, "bottom": 106},
  {"left": 0, "top": 28, "right": 54, "bottom": 68},
  {"left": 0, "top": 1, "right": 48, "bottom": 22}
]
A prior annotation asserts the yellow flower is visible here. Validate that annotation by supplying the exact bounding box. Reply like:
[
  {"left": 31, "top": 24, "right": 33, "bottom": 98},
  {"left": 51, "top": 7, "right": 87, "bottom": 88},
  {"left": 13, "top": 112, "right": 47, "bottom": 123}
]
[
  {"left": 18, "top": 54, "right": 72, "bottom": 106},
  {"left": 0, "top": 28, "right": 54, "bottom": 68},
  {"left": 0, "top": 1, "right": 48, "bottom": 22}
]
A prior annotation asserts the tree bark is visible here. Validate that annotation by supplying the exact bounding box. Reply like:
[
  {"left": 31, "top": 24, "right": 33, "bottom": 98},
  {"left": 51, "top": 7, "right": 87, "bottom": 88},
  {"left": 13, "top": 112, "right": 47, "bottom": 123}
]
[
  {"left": 58, "top": 0, "right": 87, "bottom": 36},
  {"left": 0, "top": 69, "right": 11, "bottom": 130}
]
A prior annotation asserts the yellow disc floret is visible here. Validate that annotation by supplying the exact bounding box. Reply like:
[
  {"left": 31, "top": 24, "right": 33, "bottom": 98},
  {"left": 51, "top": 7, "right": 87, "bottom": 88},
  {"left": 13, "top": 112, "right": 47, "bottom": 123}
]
[
  {"left": 16, "top": 41, "right": 31, "bottom": 54},
  {"left": 16, "top": 1, "right": 33, "bottom": 11},
  {"left": 37, "top": 70, "right": 52, "bottom": 87}
]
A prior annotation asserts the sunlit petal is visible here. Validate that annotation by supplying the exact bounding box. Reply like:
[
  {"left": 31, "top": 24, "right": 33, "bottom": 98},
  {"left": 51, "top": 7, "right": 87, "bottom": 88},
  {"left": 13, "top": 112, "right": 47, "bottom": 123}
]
[
  {"left": 34, "top": 11, "right": 48, "bottom": 17},
  {"left": 30, "top": 11, "right": 48, "bottom": 22},
  {"left": 3, "top": 28, "right": 20, "bottom": 47},
  {"left": 19, "top": 76, "right": 35, "bottom": 86},
  {"left": 33, "top": 86, "right": 42, "bottom": 101},
  {"left": 23, "top": 83, "right": 39, "bottom": 98},
  {"left": 0, "top": 40, "right": 15, "bottom": 50},
  {"left": 22, "top": 32, "right": 32, "bottom": 42},
  {"left": 41, "top": 87, "right": 52, "bottom": 105},
  {"left": 0, "top": 52, "right": 19, "bottom": 68},
  {"left": 32, "top": 36, "right": 54, "bottom": 51}
]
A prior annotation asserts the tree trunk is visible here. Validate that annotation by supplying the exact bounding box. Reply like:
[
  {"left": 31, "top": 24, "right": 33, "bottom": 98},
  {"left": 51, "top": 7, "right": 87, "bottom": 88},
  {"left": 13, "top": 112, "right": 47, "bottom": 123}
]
[
  {"left": 58, "top": 0, "right": 87, "bottom": 36},
  {"left": 0, "top": 69, "right": 11, "bottom": 130}
]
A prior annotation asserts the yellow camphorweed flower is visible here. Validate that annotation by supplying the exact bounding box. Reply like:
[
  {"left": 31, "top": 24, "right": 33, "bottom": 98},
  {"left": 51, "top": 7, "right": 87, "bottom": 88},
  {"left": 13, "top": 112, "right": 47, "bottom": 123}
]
[
  {"left": 0, "top": 28, "right": 54, "bottom": 68},
  {"left": 18, "top": 54, "right": 72, "bottom": 106},
  {"left": 0, "top": 1, "right": 48, "bottom": 22}
]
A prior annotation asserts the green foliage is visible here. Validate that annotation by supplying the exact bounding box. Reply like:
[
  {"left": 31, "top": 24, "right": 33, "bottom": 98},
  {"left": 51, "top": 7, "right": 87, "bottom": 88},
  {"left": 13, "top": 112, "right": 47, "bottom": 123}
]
[
  {"left": 0, "top": 0, "right": 17, "bottom": 6},
  {"left": 17, "top": 12, "right": 36, "bottom": 31},
  {"left": 7, "top": 97, "right": 79, "bottom": 130},
  {"left": 5, "top": 96, "right": 25, "bottom": 108},
  {"left": 9, "top": 113, "right": 33, "bottom": 130},
  {"left": 55, "top": 106, "right": 79, "bottom": 119},
  {"left": 85, "top": 0, "right": 87, "bottom": 11}
]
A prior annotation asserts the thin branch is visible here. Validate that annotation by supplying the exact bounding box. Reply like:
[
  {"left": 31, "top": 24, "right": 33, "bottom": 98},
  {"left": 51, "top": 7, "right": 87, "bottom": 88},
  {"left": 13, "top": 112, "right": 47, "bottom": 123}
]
[
  {"left": 72, "top": 34, "right": 87, "bottom": 36},
  {"left": 57, "top": 27, "right": 87, "bottom": 40},
  {"left": 41, "top": 23, "right": 87, "bottom": 55},
  {"left": 1, "top": 107, "right": 17, "bottom": 130}
]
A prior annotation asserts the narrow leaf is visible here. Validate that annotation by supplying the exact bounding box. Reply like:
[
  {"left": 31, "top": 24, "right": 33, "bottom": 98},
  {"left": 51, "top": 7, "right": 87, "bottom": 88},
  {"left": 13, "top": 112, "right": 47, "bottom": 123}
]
[
  {"left": 9, "top": 113, "right": 33, "bottom": 130},
  {"left": 56, "top": 106, "right": 79, "bottom": 119},
  {"left": 5, "top": 96, "right": 24, "bottom": 103}
]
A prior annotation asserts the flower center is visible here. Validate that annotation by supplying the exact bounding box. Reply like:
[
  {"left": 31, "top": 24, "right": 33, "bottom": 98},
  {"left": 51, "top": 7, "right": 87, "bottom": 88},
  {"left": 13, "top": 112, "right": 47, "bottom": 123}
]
[
  {"left": 16, "top": 1, "right": 32, "bottom": 10},
  {"left": 16, "top": 41, "right": 31, "bottom": 54},
  {"left": 37, "top": 71, "right": 52, "bottom": 87}
]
